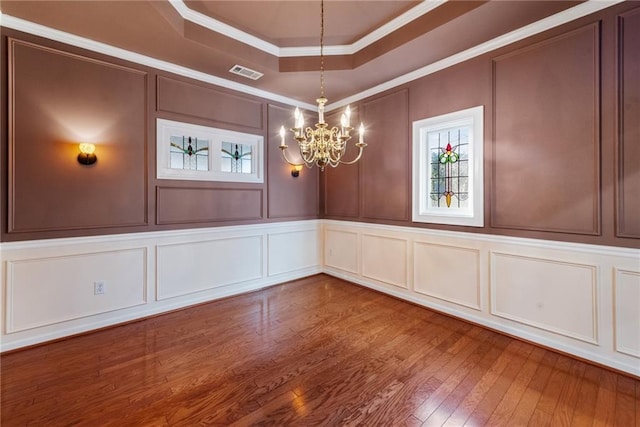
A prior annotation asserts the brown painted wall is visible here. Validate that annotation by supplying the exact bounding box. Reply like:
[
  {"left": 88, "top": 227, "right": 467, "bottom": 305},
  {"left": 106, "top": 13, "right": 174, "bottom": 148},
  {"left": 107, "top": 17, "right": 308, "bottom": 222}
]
[
  {"left": 266, "top": 105, "right": 319, "bottom": 219},
  {"left": 323, "top": 2, "right": 640, "bottom": 248},
  {"left": 322, "top": 108, "right": 361, "bottom": 218},
  {"left": 1, "top": 2, "right": 638, "bottom": 248},
  {"left": 618, "top": 8, "right": 640, "bottom": 239},
  {"left": 492, "top": 24, "right": 601, "bottom": 236},
  {"left": 361, "top": 90, "right": 410, "bottom": 222},
  {"left": 6, "top": 38, "right": 148, "bottom": 234},
  {"left": 0, "top": 29, "right": 319, "bottom": 242}
]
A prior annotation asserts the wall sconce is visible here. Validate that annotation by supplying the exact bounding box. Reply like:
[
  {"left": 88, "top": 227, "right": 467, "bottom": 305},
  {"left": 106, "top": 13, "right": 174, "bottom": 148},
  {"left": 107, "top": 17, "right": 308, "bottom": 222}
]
[
  {"left": 77, "top": 143, "right": 97, "bottom": 165},
  {"left": 291, "top": 164, "right": 303, "bottom": 178}
]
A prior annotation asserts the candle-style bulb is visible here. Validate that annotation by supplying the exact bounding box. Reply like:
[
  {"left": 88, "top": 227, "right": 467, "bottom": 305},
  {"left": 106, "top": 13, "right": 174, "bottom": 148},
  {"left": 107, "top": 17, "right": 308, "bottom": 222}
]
[
  {"left": 279, "top": 125, "right": 286, "bottom": 147},
  {"left": 359, "top": 123, "right": 364, "bottom": 144},
  {"left": 340, "top": 114, "right": 347, "bottom": 128},
  {"left": 345, "top": 106, "right": 351, "bottom": 127}
]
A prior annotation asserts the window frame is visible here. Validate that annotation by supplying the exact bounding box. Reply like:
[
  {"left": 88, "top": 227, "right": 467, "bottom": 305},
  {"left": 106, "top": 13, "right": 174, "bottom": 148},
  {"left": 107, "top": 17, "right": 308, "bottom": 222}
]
[
  {"left": 156, "top": 118, "right": 264, "bottom": 183},
  {"left": 412, "top": 105, "right": 484, "bottom": 227}
]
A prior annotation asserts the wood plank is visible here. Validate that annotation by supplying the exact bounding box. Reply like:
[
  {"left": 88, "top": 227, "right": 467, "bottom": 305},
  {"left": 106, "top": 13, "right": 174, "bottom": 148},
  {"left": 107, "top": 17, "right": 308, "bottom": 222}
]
[
  {"left": 483, "top": 346, "right": 546, "bottom": 426},
  {"left": 569, "top": 363, "right": 601, "bottom": 426},
  {"left": 615, "top": 374, "right": 637, "bottom": 427},
  {"left": 593, "top": 369, "right": 619, "bottom": 427}
]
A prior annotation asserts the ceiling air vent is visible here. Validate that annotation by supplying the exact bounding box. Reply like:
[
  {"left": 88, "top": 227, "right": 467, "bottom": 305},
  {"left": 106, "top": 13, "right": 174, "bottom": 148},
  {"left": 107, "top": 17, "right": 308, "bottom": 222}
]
[{"left": 229, "top": 64, "right": 263, "bottom": 81}]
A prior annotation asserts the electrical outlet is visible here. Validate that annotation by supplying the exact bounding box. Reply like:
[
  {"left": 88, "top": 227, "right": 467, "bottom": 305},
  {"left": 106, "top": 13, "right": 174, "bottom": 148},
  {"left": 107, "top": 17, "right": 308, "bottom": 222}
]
[{"left": 94, "top": 281, "right": 105, "bottom": 295}]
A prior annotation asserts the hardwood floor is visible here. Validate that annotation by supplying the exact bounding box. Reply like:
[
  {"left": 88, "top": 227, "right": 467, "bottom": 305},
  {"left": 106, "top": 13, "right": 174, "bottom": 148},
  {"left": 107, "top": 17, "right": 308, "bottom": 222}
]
[{"left": 1, "top": 274, "right": 638, "bottom": 426}]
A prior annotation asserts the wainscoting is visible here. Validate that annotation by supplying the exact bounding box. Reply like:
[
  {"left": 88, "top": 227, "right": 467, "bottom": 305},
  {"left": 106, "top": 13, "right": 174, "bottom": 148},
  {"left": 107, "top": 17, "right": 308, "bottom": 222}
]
[
  {"left": 322, "top": 220, "right": 640, "bottom": 377},
  {"left": 0, "top": 220, "right": 321, "bottom": 351},
  {"left": 1, "top": 219, "right": 639, "bottom": 377}
]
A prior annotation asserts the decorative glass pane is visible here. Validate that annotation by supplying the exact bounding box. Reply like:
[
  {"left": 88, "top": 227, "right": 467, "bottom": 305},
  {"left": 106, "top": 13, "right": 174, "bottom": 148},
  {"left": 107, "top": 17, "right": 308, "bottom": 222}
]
[
  {"left": 459, "top": 160, "right": 469, "bottom": 177},
  {"left": 169, "top": 135, "right": 209, "bottom": 171},
  {"left": 458, "top": 143, "right": 469, "bottom": 161},
  {"left": 425, "top": 126, "right": 470, "bottom": 209},
  {"left": 221, "top": 142, "right": 252, "bottom": 174}
]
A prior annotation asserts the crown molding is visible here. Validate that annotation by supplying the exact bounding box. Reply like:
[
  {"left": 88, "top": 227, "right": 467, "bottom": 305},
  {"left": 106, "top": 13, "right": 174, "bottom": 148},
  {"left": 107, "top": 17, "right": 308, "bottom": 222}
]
[
  {"left": 278, "top": 0, "right": 447, "bottom": 57},
  {"left": 0, "top": 0, "right": 625, "bottom": 112},
  {"left": 169, "top": 0, "right": 447, "bottom": 58},
  {"left": 328, "top": 0, "right": 626, "bottom": 110},
  {"left": 168, "top": 0, "right": 281, "bottom": 56},
  {"left": 0, "top": 13, "right": 316, "bottom": 111}
]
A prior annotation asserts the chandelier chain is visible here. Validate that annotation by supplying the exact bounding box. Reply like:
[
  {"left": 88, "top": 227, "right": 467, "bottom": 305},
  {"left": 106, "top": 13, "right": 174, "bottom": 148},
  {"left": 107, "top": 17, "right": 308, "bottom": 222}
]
[
  {"left": 277, "top": 0, "right": 366, "bottom": 171},
  {"left": 320, "top": 0, "right": 324, "bottom": 98}
]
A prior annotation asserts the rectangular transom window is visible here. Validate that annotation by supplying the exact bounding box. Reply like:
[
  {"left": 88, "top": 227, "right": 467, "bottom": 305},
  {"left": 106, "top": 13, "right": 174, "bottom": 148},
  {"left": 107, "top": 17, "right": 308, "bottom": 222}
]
[
  {"left": 412, "top": 106, "right": 484, "bottom": 227},
  {"left": 157, "top": 118, "right": 263, "bottom": 183}
]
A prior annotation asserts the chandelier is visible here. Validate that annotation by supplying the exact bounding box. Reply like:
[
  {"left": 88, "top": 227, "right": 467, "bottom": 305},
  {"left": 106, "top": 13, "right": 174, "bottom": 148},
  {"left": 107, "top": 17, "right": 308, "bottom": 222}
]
[{"left": 278, "top": 0, "right": 366, "bottom": 171}]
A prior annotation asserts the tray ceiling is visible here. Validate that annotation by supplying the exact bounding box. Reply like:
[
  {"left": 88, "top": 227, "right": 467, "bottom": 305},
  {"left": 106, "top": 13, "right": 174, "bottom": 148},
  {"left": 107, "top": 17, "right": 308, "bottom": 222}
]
[{"left": 0, "top": 0, "right": 598, "bottom": 106}]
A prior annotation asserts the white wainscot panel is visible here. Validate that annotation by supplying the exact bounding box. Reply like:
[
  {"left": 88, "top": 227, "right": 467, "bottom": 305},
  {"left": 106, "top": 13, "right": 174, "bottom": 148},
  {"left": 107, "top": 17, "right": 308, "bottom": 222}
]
[
  {"left": 491, "top": 252, "right": 597, "bottom": 344},
  {"left": 614, "top": 269, "right": 640, "bottom": 358},
  {"left": 157, "top": 235, "right": 263, "bottom": 300},
  {"left": 414, "top": 242, "right": 480, "bottom": 310},
  {"left": 361, "top": 234, "right": 407, "bottom": 288},
  {"left": 6, "top": 249, "right": 146, "bottom": 333},
  {"left": 324, "top": 229, "right": 358, "bottom": 274},
  {"left": 268, "top": 229, "right": 319, "bottom": 276}
]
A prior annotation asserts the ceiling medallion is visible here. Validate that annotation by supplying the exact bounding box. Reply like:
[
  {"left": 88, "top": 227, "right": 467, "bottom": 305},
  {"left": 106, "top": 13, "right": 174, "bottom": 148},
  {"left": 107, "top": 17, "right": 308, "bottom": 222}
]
[{"left": 278, "top": 0, "right": 366, "bottom": 171}]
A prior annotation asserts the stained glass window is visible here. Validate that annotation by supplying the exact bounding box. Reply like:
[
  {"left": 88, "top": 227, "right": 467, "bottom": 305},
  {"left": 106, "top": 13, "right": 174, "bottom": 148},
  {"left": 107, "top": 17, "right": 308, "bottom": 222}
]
[
  {"left": 169, "top": 136, "right": 209, "bottom": 171},
  {"left": 428, "top": 127, "right": 469, "bottom": 209},
  {"left": 221, "top": 142, "right": 252, "bottom": 174},
  {"left": 412, "top": 106, "right": 484, "bottom": 227},
  {"left": 157, "top": 118, "right": 264, "bottom": 183}
]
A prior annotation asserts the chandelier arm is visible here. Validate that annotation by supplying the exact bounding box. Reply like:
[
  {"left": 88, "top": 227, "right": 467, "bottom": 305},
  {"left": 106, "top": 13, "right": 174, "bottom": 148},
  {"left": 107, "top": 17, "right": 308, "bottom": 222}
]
[
  {"left": 327, "top": 146, "right": 344, "bottom": 164},
  {"left": 279, "top": 148, "right": 305, "bottom": 167},
  {"left": 336, "top": 145, "right": 366, "bottom": 165},
  {"left": 325, "top": 127, "right": 344, "bottom": 164},
  {"left": 301, "top": 150, "right": 316, "bottom": 164}
]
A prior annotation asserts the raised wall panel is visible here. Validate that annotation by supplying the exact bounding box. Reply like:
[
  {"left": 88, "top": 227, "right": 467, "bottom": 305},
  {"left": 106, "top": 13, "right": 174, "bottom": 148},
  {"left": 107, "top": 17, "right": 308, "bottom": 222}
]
[
  {"left": 414, "top": 242, "right": 481, "bottom": 310},
  {"left": 268, "top": 230, "right": 319, "bottom": 276},
  {"left": 614, "top": 269, "right": 640, "bottom": 357},
  {"left": 323, "top": 109, "right": 360, "bottom": 218},
  {"left": 156, "top": 187, "right": 263, "bottom": 225},
  {"left": 361, "top": 234, "right": 407, "bottom": 288},
  {"left": 324, "top": 229, "right": 358, "bottom": 274},
  {"left": 7, "top": 39, "right": 147, "bottom": 233},
  {"left": 492, "top": 24, "right": 600, "bottom": 235},
  {"left": 156, "top": 235, "right": 263, "bottom": 300},
  {"left": 6, "top": 249, "right": 147, "bottom": 333},
  {"left": 157, "top": 76, "right": 263, "bottom": 130},
  {"left": 361, "top": 89, "right": 409, "bottom": 221},
  {"left": 490, "top": 252, "right": 598, "bottom": 344},
  {"left": 267, "top": 105, "right": 319, "bottom": 219},
  {"left": 617, "top": 10, "right": 640, "bottom": 238}
]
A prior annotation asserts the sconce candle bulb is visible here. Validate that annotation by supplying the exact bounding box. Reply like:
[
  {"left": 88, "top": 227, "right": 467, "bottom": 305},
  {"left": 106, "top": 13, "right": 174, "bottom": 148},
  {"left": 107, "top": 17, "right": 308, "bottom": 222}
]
[
  {"left": 279, "top": 126, "right": 287, "bottom": 148},
  {"left": 77, "top": 143, "right": 97, "bottom": 165}
]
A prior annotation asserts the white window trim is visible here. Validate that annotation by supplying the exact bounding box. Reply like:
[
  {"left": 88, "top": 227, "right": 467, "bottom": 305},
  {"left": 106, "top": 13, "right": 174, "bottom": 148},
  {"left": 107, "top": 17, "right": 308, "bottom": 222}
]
[
  {"left": 156, "top": 118, "right": 264, "bottom": 183},
  {"left": 412, "top": 105, "right": 484, "bottom": 227}
]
